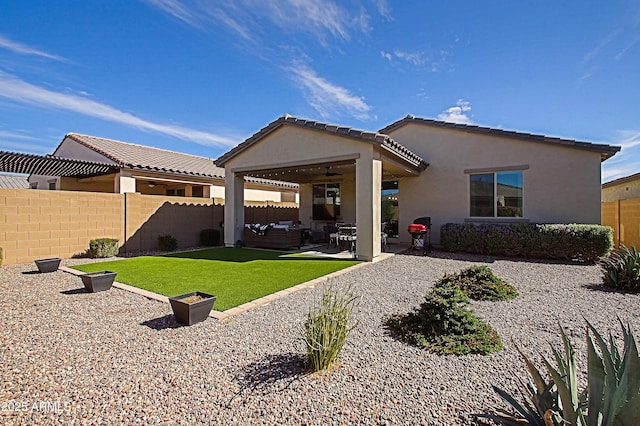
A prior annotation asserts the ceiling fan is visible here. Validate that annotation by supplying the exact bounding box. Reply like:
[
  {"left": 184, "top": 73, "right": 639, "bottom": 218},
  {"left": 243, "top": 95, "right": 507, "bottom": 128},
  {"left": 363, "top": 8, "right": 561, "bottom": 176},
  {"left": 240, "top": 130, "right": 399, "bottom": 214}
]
[{"left": 324, "top": 166, "right": 341, "bottom": 177}]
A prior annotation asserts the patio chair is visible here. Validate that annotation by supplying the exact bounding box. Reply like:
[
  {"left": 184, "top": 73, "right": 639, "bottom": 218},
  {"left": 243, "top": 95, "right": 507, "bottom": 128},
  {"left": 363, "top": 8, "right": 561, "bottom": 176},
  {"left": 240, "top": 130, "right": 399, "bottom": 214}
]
[
  {"left": 325, "top": 225, "right": 339, "bottom": 249},
  {"left": 337, "top": 224, "right": 356, "bottom": 253}
]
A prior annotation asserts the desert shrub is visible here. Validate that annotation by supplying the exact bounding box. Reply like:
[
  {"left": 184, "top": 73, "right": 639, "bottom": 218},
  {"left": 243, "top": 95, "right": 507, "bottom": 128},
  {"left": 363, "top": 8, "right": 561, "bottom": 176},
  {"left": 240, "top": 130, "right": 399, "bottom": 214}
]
[
  {"left": 600, "top": 245, "right": 640, "bottom": 291},
  {"left": 480, "top": 320, "right": 640, "bottom": 426},
  {"left": 0, "top": 246, "right": 3, "bottom": 266},
  {"left": 440, "top": 222, "right": 612, "bottom": 263},
  {"left": 434, "top": 265, "right": 518, "bottom": 301},
  {"left": 386, "top": 286, "right": 502, "bottom": 355},
  {"left": 303, "top": 284, "right": 359, "bottom": 372},
  {"left": 199, "top": 228, "right": 221, "bottom": 247},
  {"left": 87, "top": 238, "right": 119, "bottom": 258},
  {"left": 158, "top": 234, "right": 178, "bottom": 252}
]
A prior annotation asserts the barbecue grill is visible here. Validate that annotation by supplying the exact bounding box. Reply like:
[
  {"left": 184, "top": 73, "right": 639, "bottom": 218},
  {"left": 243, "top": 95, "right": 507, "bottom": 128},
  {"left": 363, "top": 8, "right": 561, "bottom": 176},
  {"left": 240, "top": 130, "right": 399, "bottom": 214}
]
[{"left": 407, "top": 216, "right": 431, "bottom": 255}]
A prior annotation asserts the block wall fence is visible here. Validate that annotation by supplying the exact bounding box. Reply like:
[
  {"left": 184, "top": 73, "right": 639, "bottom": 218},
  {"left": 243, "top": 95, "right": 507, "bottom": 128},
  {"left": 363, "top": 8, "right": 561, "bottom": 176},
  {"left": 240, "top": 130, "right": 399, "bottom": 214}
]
[
  {"left": 601, "top": 198, "right": 640, "bottom": 249},
  {"left": 0, "top": 189, "right": 298, "bottom": 265}
]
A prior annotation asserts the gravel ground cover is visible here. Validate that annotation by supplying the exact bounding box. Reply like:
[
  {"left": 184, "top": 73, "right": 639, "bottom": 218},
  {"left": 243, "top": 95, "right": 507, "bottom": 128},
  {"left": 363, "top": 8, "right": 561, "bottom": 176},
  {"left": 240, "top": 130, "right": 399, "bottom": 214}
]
[{"left": 1, "top": 250, "right": 639, "bottom": 425}]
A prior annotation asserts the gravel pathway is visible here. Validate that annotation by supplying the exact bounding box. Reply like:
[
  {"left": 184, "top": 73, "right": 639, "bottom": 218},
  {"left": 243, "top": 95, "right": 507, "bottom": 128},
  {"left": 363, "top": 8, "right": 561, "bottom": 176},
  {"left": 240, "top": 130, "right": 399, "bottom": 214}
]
[{"left": 1, "top": 251, "right": 639, "bottom": 425}]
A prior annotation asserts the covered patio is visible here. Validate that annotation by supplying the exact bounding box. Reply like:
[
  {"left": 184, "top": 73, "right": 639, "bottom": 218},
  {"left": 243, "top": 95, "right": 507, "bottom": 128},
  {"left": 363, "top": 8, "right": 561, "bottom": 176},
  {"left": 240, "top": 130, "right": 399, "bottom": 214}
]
[{"left": 215, "top": 115, "right": 428, "bottom": 261}]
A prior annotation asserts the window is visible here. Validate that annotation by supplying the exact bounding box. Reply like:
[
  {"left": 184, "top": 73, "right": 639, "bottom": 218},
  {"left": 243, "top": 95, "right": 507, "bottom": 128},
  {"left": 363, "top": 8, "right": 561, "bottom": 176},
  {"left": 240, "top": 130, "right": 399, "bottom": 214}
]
[
  {"left": 191, "top": 186, "right": 204, "bottom": 197},
  {"left": 312, "top": 183, "right": 340, "bottom": 220},
  {"left": 470, "top": 171, "right": 523, "bottom": 217}
]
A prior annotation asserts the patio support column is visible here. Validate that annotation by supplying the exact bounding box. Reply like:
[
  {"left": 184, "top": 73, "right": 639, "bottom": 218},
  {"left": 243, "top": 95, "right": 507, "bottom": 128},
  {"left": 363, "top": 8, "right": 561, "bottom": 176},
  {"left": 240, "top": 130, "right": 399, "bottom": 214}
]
[
  {"left": 355, "top": 153, "right": 382, "bottom": 261},
  {"left": 116, "top": 173, "right": 136, "bottom": 194},
  {"left": 224, "top": 171, "right": 245, "bottom": 247}
]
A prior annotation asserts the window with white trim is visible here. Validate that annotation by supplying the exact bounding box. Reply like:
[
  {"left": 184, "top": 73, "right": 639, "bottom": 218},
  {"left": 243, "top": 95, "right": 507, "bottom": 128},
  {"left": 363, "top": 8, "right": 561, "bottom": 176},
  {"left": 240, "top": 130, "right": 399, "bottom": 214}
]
[{"left": 470, "top": 171, "right": 523, "bottom": 217}]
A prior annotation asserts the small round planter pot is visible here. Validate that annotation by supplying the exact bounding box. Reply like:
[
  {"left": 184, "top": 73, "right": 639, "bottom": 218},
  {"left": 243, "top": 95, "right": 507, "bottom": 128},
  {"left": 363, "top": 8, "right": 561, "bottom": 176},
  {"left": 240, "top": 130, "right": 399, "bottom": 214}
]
[
  {"left": 34, "top": 257, "right": 61, "bottom": 273},
  {"left": 169, "top": 292, "right": 217, "bottom": 326},
  {"left": 80, "top": 271, "right": 117, "bottom": 293}
]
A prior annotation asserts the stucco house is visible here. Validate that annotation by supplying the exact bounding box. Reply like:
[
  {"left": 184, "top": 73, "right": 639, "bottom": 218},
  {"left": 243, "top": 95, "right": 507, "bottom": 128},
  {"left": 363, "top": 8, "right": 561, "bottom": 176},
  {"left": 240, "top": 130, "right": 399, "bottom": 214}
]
[
  {"left": 27, "top": 133, "right": 298, "bottom": 203},
  {"left": 216, "top": 114, "right": 620, "bottom": 261},
  {"left": 602, "top": 172, "right": 640, "bottom": 202}
]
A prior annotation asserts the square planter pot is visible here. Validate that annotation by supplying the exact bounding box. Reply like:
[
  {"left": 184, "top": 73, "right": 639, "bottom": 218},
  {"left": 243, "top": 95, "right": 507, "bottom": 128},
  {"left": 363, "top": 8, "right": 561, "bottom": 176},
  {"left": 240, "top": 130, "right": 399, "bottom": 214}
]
[
  {"left": 169, "top": 292, "right": 216, "bottom": 326},
  {"left": 80, "top": 271, "right": 117, "bottom": 293},
  {"left": 34, "top": 257, "right": 61, "bottom": 273}
]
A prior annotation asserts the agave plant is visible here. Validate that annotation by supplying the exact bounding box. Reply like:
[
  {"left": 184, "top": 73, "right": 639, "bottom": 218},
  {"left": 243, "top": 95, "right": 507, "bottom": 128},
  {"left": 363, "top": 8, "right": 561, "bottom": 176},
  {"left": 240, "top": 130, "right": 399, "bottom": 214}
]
[
  {"left": 600, "top": 245, "right": 640, "bottom": 291},
  {"left": 585, "top": 319, "right": 640, "bottom": 425},
  {"left": 479, "top": 344, "right": 563, "bottom": 426},
  {"left": 481, "top": 320, "right": 640, "bottom": 426}
]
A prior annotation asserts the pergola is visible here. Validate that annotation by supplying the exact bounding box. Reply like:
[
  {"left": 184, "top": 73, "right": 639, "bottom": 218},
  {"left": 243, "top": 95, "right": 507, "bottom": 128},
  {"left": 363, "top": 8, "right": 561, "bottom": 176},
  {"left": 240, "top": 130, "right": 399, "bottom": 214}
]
[{"left": 0, "top": 150, "right": 119, "bottom": 178}]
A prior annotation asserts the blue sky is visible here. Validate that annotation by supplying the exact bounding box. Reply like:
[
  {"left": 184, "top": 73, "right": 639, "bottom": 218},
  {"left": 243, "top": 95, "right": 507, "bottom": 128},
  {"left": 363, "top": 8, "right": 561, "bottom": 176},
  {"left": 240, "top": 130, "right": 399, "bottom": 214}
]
[{"left": 0, "top": 1, "right": 638, "bottom": 182}]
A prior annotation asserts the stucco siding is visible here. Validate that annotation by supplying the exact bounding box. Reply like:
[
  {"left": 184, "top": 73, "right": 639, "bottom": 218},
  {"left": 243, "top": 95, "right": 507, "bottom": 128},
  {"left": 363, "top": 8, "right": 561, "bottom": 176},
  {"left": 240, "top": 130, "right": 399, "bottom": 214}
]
[
  {"left": 387, "top": 124, "right": 603, "bottom": 244},
  {"left": 224, "top": 126, "right": 369, "bottom": 170},
  {"left": 602, "top": 179, "right": 640, "bottom": 202}
]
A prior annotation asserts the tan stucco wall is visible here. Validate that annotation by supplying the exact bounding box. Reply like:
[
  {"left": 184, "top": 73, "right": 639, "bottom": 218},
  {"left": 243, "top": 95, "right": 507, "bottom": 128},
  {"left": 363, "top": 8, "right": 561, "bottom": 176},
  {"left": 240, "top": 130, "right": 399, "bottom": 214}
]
[
  {"left": 386, "top": 123, "right": 604, "bottom": 245},
  {"left": 602, "top": 179, "right": 640, "bottom": 202},
  {"left": 225, "top": 126, "right": 371, "bottom": 168}
]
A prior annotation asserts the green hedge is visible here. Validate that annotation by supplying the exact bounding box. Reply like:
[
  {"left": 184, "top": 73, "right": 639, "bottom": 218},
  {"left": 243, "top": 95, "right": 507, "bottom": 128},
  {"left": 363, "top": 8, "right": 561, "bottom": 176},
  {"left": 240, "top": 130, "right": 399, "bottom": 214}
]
[
  {"left": 88, "top": 238, "right": 119, "bottom": 258},
  {"left": 440, "top": 223, "right": 613, "bottom": 263},
  {"left": 158, "top": 234, "right": 178, "bottom": 252}
]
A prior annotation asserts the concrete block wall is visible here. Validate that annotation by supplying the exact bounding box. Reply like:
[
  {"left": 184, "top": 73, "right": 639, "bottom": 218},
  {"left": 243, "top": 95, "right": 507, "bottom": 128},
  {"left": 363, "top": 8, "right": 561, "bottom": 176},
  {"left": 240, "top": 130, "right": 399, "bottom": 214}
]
[
  {"left": 0, "top": 189, "right": 123, "bottom": 265},
  {"left": 121, "top": 193, "right": 222, "bottom": 254},
  {"left": 0, "top": 189, "right": 299, "bottom": 265},
  {"left": 602, "top": 199, "right": 640, "bottom": 249}
]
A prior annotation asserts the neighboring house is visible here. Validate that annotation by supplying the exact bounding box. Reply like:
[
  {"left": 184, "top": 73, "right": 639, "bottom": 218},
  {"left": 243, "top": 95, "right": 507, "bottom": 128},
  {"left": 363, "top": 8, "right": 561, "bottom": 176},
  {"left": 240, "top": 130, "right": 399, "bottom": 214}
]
[
  {"left": 602, "top": 172, "right": 640, "bottom": 202},
  {"left": 27, "top": 133, "right": 298, "bottom": 203},
  {"left": 216, "top": 114, "right": 620, "bottom": 261},
  {"left": 0, "top": 173, "right": 29, "bottom": 189}
]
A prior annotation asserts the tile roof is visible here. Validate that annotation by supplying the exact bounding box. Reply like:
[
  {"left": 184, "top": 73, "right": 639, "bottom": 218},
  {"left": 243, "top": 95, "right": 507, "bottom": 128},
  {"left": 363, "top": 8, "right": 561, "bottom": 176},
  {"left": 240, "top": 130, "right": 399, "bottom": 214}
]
[
  {"left": 0, "top": 172, "right": 29, "bottom": 189},
  {"left": 64, "top": 133, "right": 225, "bottom": 179},
  {"left": 215, "top": 114, "right": 429, "bottom": 170},
  {"left": 379, "top": 115, "right": 621, "bottom": 161},
  {"left": 63, "top": 133, "right": 298, "bottom": 189},
  {"left": 602, "top": 171, "right": 640, "bottom": 188}
]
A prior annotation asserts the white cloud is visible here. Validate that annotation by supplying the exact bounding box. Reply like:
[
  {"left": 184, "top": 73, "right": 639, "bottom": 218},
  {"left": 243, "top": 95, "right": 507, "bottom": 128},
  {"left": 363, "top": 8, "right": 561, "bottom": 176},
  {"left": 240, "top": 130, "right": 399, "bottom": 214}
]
[
  {"left": 381, "top": 48, "right": 449, "bottom": 71},
  {"left": 437, "top": 99, "right": 473, "bottom": 124},
  {"left": 602, "top": 129, "right": 640, "bottom": 182},
  {"left": 287, "top": 63, "right": 371, "bottom": 121},
  {"left": 146, "top": 0, "right": 361, "bottom": 44},
  {"left": 0, "top": 34, "right": 67, "bottom": 62},
  {"left": 373, "top": 0, "right": 392, "bottom": 20},
  {"left": 0, "top": 72, "right": 240, "bottom": 148},
  {"left": 393, "top": 50, "right": 425, "bottom": 66}
]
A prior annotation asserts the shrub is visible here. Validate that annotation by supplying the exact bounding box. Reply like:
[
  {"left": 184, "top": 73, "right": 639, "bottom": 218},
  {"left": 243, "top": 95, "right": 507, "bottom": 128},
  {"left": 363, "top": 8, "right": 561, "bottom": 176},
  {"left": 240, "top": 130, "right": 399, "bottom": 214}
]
[
  {"left": 386, "top": 286, "right": 503, "bottom": 355},
  {"left": 200, "top": 228, "right": 221, "bottom": 247},
  {"left": 303, "top": 284, "right": 359, "bottom": 372},
  {"left": 87, "top": 238, "right": 119, "bottom": 258},
  {"left": 158, "top": 234, "right": 178, "bottom": 252},
  {"left": 434, "top": 265, "right": 518, "bottom": 301},
  {"left": 0, "top": 246, "right": 3, "bottom": 266},
  {"left": 440, "top": 222, "right": 613, "bottom": 263},
  {"left": 600, "top": 245, "right": 640, "bottom": 291},
  {"left": 480, "top": 320, "right": 640, "bottom": 426}
]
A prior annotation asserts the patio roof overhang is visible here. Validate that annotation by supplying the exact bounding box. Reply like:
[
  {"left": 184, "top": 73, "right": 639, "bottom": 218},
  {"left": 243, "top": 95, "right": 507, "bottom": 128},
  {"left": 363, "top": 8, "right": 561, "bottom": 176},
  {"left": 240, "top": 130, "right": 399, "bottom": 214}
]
[
  {"left": 229, "top": 152, "right": 426, "bottom": 184},
  {"left": 0, "top": 150, "right": 120, "bottom": 178},
  {"left": 217, "top": 115, "right": 429, "bottom": 184}
]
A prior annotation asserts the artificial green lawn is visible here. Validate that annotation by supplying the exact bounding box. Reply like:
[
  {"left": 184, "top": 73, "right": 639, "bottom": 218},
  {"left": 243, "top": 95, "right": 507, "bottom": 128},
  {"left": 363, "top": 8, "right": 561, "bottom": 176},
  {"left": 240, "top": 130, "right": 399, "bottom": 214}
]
[{"left": 71, "top": 248, "right": 360, "bottom": 311}]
